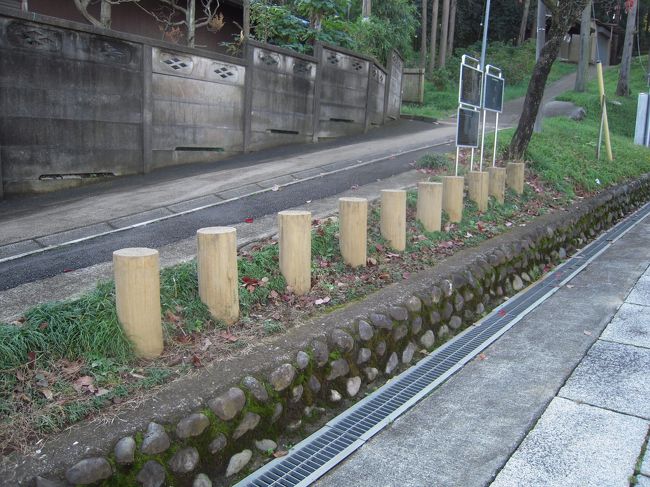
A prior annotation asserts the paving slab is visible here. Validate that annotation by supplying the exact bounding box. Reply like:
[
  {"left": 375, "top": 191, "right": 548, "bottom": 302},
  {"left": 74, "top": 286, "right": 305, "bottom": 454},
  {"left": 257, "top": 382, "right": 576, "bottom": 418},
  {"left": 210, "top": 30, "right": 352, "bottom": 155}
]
[
  {"left": 167, "top": 194, "right": 224, "bottom": 213},
  {"left": 256, "top": 174, "right": 296, "bottom": 189},
  {"left": 108, "top": 207, "right": 174, "bottom": 229},
  {"left": 559, "top": 340, "right": 650, "bottom": 419},
  {"left": 216, "top": 183, "right": 264, "bottom": 200},
  {"left": 627, "top": 275, "right": 650, "bottom": 306},
  {"left": 34, "top": 223, "right": 114, "bottom": 247},
  {"left": 601, "top": 302, "right": 650, "bottom": 349},
  {"left": 637, "top": 475, "right": 650, "bottom": 487},
  {"left": 491, "top": 397, "right": 648, "bottom": 487}
]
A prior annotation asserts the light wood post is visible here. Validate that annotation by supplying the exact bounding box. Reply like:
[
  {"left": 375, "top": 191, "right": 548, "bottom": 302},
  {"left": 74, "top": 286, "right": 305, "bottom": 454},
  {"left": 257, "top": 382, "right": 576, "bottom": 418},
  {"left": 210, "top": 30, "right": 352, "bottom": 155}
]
[
  {"left": 467, "top": 171, "right": 489, "bottom": 212},
  {"left": 339, "top": 197, "right": 368, "bottom": 268},
  {"left": 417, "top": 182, "right": 443, "bottom": 232},
  {"left": 113, "top": 248, "right": 163, "bottom": 359},
  {"left": 278, "top": 210, "right": 312, "bottom": 295},
  {"left": 442, "top": 176, "right": 464, "bottom": 223},
  {"left": 506, "top": 162, "right": 525, "bottom": 194},
  {"left": 380, "top": 190, "right": 406, "bottom": 251},
  {"left": 488, "top": 167, "right": 507, "bottom": 204},
  {"left": 197, "top": 227, "right": 239, "bottom": 325}
]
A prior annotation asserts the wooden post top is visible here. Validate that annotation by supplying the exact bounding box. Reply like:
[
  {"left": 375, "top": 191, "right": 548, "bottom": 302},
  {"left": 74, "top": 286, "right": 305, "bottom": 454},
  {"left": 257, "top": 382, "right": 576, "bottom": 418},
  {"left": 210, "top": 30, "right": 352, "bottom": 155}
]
[
  {"left": 197, "top": 227, "right": 237, "bottom": 235},
  {"left": 113, "top": 248, "right": 158, "bottom": 258}
]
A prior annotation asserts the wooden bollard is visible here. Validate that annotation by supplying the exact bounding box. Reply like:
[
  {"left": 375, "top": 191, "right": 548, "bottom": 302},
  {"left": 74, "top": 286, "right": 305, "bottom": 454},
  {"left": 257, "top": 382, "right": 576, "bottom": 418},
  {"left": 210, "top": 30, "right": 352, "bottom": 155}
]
[
  {"left": 442, "top": 176, "right": 464, "bottom": 223},
  {"left": 467, "top": 171, "right": 489, "bottom": 212},
  {"left": 380, "top": 190, "right": 406, "bottom": 251},
  {"left": 278, "top": 210, "right": 311, "bottom": 295},
  {"left": 197, "top": 227, "right": 239, "bottom": 324},
  {"left": 339, "top": 197, "right": 368, "bottom": 268},
  {"left": 416, "top": 182, "right": 443, "bottom": 232},
  {"left": 488, "top": 167, "right": 507, "bottom": 204},
  {"left": 113, "top": 248, "right": 163, "bottom": 359},
  {"left": 507, "top": 162, "right": 525, "bottom": 194}
]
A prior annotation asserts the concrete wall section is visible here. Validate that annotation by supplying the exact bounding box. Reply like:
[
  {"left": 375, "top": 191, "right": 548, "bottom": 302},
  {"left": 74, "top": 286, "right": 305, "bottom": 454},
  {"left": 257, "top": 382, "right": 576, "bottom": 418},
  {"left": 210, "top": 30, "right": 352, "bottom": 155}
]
[
  {"left": 367, "top": 64, "right": 387, "bottom": 127},
  {"left": 150, "top": 47, "right": 245, "bottom": 167},
  {"left": 0, "top": 17, "right": 143, "bottom": 194},
  {"left": 247, "top": 43, "right": 317, "bottom": 151},
  {"left": 402, "top": 68, "right": 425, "bottom": 104},
  {"left": 385, "top": 50, "right": 403, "bottom": 121},
  {"left": 317, "top": 45, "right": 370, "bottom": 138}
]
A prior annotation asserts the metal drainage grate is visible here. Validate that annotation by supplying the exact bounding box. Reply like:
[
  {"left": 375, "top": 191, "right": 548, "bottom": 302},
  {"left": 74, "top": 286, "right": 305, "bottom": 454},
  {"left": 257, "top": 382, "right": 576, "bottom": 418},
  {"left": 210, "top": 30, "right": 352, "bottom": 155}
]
[{"left": 235, "top": 201, "right": 650, "bottom": 487}]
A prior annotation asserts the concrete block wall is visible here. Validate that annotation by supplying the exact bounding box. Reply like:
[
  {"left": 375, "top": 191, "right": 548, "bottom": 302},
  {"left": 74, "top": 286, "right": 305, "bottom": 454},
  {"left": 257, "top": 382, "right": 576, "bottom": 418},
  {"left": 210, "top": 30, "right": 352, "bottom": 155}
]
[{"left": 0, "top": 7, "right": 403, "bottom": 197}]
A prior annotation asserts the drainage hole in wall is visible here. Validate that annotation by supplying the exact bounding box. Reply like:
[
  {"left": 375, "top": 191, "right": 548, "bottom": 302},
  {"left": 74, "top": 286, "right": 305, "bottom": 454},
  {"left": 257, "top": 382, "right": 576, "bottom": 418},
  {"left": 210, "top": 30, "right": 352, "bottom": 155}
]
[
  {"left": 175, "top": 147, "right": 225, "bottom": 152},
  {"left": 39, "top": 172, "right": 115, "bottom": 181},
  {"left": 267, "top": 129, "right": 300, "bottom": 135},
  {"left": 329, "top": 118, "right": 355, "bottom": 123}
]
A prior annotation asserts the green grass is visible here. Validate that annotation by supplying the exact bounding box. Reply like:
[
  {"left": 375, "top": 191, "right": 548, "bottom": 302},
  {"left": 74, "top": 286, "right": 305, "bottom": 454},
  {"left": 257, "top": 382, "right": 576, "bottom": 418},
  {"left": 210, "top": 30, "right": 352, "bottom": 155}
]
[{"left": 493, "top": 61, "right": 650, "bottom": 195}]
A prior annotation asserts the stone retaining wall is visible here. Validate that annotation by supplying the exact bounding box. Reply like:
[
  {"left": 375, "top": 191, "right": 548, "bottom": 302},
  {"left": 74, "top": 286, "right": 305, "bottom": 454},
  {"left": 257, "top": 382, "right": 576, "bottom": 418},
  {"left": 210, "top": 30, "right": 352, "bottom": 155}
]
[{"left": 31, "top": 174, "right": 650, "bottom": 486}]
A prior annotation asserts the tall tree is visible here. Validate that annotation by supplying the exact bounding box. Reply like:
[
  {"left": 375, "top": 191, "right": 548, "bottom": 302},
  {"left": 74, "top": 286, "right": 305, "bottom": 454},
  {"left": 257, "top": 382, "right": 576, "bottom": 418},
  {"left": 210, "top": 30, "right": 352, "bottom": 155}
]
[
  {"left": 616, "top": 0, "right": 638, "bottom": 95},
  {"left": 575, "top": 0, "right": 591, "bottom": 92},
  {"left": 507, "top": 0, "right": 591, "bottom": 159},
  {"left": 447, "top": 0, "right": 456, "bottom": 56},
  {"left": 421, "top": 0, "right": 428, "bottom": 70},
  {"left": 429, "top": 0, "right": 439, "bottom": 73},
  {"left": 438, "top": 0, "right": 450, "bottom": 66},
  {"left": 518, "top": 0, "right": 531, "bottom": 45}
]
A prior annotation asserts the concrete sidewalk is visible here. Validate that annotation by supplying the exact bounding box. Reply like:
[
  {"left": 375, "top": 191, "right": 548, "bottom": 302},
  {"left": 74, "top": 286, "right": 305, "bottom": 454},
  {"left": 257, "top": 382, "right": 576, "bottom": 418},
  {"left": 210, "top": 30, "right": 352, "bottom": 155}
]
[{"left": 316, "top": 205, "right": 650, "bottom": 486}]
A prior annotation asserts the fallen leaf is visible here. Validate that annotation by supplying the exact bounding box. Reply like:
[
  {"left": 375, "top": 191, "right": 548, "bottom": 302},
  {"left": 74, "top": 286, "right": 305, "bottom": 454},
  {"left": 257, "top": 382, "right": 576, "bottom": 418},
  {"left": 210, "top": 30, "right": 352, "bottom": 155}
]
[
  {"left": 191, "top": 355, "right": 202, "bottom": 368},
  {"left": 95, "top": 388, "right": 110, "bottom": 397},
  {"left": 273, "top": 450, "right": 288, "bottom": 458},
  {"left": 314, "top": 297, "right": 331, "bottom": 305},
  {"left": 583, "top": 330, "right": 592, "bottom": 336},
  {"left": 63, "top": 268, "right": 74, "bottom": 273},
  {"left": 498, "top": 309, "right": 506, "bottom": 317},
  {"left": 375, "top": 244, "right": 384, "bottom": 252},
  {"left": 130, "top": 372, "right": 146, "bottom": 379},
  {"left": 244, "top": 217, "right": 254, "bottom": 223},
  {"left": 38, "top": 322, "right": 48, "bottom": 330},
  {"left": 271, "top": 184, "right": 280, "bottom": 191},
  {"left": 402, "top": 272, "right": 411, "bottom": 280},
  {"left": 72, "top": 376, "right": 94, "bottom": 393},
  {"left": 478, "top": 353, "right": 488, "bottom": 361},
  {"left": 218, "top": 331, "right": 239, "bottom": 343},
  {"left": 367, "top": 257, "right": 377, "bottom": 266},
  {"left": 351, "top": 184, "right": 359, "bottom": 190},
  {"left": 15, "top": 370, "right": 26, "bottom": 382}
]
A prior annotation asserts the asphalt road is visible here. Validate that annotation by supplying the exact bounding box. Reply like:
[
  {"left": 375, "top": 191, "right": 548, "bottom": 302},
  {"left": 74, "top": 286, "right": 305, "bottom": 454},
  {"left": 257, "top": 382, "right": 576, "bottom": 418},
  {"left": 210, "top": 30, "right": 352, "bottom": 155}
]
[{"left": 0, "top": 143, "right": 452, "bottom": 291}]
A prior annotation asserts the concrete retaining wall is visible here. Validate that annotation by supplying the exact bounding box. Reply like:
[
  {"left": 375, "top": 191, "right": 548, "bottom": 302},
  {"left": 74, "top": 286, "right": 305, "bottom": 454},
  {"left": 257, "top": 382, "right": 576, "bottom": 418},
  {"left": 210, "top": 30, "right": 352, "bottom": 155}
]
[
  {"left": 402, "top": 67, "right": 425, "bottom": 104},
  {"left": 0, "top": 7, "right": 403, "bottom": 197}
]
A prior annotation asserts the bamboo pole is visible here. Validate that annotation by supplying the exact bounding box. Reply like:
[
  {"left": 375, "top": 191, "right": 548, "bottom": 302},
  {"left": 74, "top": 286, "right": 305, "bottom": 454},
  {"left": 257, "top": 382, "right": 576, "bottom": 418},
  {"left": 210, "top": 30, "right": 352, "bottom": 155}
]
[
  {"left": 113, "top": 248, "right": 163, "bottom": 359},
  {"left": 467, "top": 171, "right": 489, "bottom": 212},
  {"left": 339, "top": 197, "right": 368, "bottom": 268},
  {"left": 416, "top": 182, "right": 443, "bottom": 232},
  {"left": 380, "top": 190, "right": 406, "bottom": 251},
  {"left": 506, "top": 162, "right": 525, "bottom": 194},
  {"left": 278, "top": 210, "right": 312, "bottom": 295},
  {"left": 442, "top": 175, "right": 464, "bottom": 223},
  {"left": 596, "top": 61, "right": 613, "bottom": 161},
  {"left": 197, "top": 227, "right": 239, "bottom": 324},
  {"left": 488, "top": 166, "right": 507, "bottom": 204}
]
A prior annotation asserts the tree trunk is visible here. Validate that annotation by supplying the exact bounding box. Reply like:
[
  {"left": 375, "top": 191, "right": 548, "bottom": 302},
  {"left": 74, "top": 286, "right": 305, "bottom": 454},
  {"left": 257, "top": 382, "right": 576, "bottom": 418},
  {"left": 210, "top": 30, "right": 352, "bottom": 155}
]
[
  {"left": 187, "top": 0, "right": 196, "bottom": 47},
  {"left": 100, "top": 0, "right": 112, "bottom": 29},
  {"left": 447, "top": 0, "right": 456, "bottom": 57},
  {"left": 438, "top": 0, "right": 450, "bottom": 67},
  {"left": 429, "top": 0, "right": 439, "bottom": 74},
  {"left": 21, "top": 0, "right": 27, "bottom": 12},
  {"left": 508, "top": 24, "right": 565, "bottom": 159},
  {"left": 575, "top": 1, "right": 591, "bottom": 92},
  {"left": 518, "top": 0, "right": 531, "bottom": 46},
  {"left": 616, "top": 0, "right": 637, "bottom": 96},
  {"left": 362, "top": 0, "right": 371, "bottom": 18},
  {"left": 421, "top": 0, "right": 428, "bottom": 70}
]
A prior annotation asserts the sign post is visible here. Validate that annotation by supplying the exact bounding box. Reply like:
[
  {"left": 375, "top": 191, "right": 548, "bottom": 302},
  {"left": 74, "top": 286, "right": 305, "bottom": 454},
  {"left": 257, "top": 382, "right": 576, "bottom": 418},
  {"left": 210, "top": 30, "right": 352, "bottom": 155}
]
[
  {"left": 456, "top": 55, "right": 483, "bottom": 175},
  {"left": 482, "top": 65, "right": 505, "bottom": 168}
]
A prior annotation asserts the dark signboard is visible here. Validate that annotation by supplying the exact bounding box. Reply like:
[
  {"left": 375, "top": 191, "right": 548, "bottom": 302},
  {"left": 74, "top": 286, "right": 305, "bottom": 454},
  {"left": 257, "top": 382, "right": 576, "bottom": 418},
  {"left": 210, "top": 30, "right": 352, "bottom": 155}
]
[
  {"left": 484, "top": 73, "right": 504, "bottom": 113},
  {"left": 459, "top": 64, "right": 483, "bottom": 109},
  {"left": 456, "top": 107, "right": 480, "bottom": 148}
]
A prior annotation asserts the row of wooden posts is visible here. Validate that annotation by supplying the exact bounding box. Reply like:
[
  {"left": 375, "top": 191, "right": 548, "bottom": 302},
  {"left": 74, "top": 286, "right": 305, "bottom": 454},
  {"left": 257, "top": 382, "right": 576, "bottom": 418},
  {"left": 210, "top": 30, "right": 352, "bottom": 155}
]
[{"left": 113, "top": 163, "right": 525, "bottom": 359}]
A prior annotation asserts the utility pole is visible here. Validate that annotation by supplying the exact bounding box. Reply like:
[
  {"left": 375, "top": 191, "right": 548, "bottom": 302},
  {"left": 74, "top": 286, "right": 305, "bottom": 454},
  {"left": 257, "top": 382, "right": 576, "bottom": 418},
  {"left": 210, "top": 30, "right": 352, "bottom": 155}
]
[{"left": 479, "top": 0, "right": 491, "bottom": 69}]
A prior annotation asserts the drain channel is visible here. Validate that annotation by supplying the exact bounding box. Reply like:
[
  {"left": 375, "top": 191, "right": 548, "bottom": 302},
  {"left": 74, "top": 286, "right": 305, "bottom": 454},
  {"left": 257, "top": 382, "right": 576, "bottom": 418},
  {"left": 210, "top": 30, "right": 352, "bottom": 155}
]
[{"left": 236, "top": 201, "right": 650, "bottom": 487}]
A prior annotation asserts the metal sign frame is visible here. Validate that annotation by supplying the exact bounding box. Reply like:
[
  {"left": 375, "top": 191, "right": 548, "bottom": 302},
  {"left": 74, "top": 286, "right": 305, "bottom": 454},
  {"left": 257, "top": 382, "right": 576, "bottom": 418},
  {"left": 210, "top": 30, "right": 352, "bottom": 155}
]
[
  {"left": 456, "top": 105, "right": 481, "bottom": 148},
  {"left": 483, "top": 65, "right": 505, "bottom": 113},
  {"left": 458, "top": 55, "right": 483, "bottom": 109}
]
